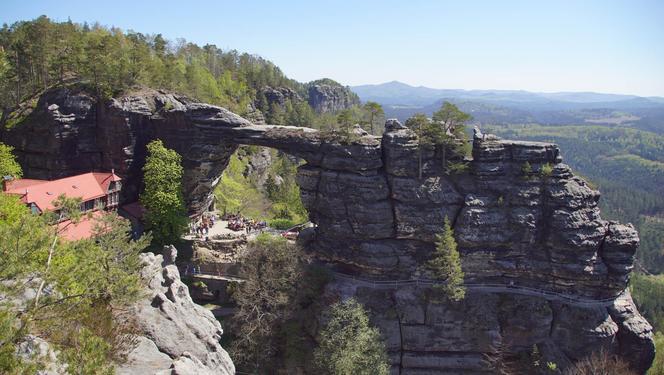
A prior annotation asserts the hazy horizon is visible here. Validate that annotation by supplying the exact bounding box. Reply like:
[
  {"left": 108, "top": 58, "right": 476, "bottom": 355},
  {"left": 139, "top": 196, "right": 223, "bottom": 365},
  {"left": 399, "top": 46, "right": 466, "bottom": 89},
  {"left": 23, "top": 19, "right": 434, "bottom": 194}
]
[
  {"left": 351, "top": 80, "right": 664, "bottom": 99},
  {"left": 2, "top": 0, "right": 663, "bottom": 96}
]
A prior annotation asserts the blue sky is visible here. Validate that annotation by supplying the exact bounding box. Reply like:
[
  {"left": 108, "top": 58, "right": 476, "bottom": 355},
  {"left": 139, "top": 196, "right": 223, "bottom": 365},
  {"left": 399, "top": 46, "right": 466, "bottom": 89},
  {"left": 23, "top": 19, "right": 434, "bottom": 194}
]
[{"left": 2, "top": 0, "right": 663, "bottom": 96}]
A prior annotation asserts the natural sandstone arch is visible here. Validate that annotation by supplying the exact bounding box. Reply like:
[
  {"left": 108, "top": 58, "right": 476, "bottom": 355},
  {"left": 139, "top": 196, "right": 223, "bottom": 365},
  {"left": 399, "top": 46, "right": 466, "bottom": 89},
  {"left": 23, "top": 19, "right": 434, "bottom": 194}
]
[{"left": 2, "top": 87, "right": 655, "bottom": 373}]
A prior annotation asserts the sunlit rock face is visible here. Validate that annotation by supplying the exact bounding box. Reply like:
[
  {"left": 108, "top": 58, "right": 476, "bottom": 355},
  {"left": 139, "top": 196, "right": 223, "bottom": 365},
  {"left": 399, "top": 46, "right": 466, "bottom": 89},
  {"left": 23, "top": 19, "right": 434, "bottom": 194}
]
[
  {"left": 117, "top": 247, "right": 235, "bottom": 374},
  {"left": 3, "top": 87, "right": 653, "bottom": 373}
]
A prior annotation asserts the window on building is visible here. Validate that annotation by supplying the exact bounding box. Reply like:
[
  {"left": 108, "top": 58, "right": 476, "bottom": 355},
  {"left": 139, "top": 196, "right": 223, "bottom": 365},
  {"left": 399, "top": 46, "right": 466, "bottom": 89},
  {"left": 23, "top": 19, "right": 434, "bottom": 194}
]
[
  {"left": 80, "top": 200, "right": 95, "bottom": 212},
  {"left": 109, "top": 181, "right": 121, "bottom": 192},
  {"left": 108, "top": 192, "right": 119, "bottom": 206}
]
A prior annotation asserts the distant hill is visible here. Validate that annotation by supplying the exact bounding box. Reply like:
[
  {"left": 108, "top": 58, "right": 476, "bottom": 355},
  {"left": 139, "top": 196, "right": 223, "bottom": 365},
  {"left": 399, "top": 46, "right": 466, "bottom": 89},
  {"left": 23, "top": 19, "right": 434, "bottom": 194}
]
[{"left": 352, "top": 81, "right": 664, "bottom": 133}]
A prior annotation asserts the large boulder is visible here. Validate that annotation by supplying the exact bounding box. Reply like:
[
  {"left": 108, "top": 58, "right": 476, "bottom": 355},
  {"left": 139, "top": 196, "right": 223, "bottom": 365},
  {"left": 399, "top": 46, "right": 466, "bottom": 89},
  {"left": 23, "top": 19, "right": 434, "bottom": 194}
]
[{"left": 117, "top": 247, "right": 234, "bottom": 375}]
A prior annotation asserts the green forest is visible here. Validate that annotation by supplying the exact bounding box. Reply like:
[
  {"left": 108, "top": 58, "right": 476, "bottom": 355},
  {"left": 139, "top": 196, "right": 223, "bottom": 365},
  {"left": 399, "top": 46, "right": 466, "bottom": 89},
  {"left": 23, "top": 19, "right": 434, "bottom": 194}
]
[
  {"left": 0, "top": 16, "right": 370, "bottom": 131},
  {"left": 0, "top": 16, "right": 296, "bottom": 115}
]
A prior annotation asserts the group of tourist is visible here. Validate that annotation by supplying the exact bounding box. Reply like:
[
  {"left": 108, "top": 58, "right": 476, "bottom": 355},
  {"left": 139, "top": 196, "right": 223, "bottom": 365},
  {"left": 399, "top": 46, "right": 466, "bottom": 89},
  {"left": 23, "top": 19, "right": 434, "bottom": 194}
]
[
  {"left": 190, "top": 213, "right": 216, "bottom": 236},
  {"left": 222, "top": 213, "right": 267, "bottom": 233}
]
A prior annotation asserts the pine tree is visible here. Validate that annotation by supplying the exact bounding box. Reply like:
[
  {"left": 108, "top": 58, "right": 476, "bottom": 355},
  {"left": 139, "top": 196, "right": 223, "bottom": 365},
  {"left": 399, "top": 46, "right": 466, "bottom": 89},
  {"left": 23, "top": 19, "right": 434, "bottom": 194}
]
[
  {"left": 363, "top": 101, "right": 384, "bottom": 135},
  {"left": 314, "top": 298, "right": 390, "bottom": 375},
  {"left": 431, "top": 101, "right": 471, "bottom": 170},
  {"left": 427, "top": 216, "right": 465, "bottom": 301},
  {"left": 336, "top": 109, "right": 354, "bottom": 142},
  {"left": 405, "top": 113, "right": 432, "bottom": 180}
]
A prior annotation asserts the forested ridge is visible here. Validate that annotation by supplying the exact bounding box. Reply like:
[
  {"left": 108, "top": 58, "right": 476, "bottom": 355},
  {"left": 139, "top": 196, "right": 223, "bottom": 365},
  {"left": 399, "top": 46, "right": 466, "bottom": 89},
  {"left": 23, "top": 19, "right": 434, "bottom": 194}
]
[{"left": 0, "top": 16, "right": 362, "bottom": 129}]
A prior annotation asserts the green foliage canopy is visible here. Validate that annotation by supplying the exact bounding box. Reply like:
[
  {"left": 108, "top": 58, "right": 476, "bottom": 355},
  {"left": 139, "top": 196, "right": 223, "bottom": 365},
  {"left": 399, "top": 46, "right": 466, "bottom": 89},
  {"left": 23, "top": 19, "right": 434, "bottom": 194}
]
[
  {"left": 0, "top": 142, "right": 22, "bottom": 185},
  {"left": 314, "top": 298, "right": 390, "bottom": 375},
  {"left": 0, "top": 192, "right": 149, "bottom": 372},
  {"left": 230, "top": 233, "right": 304, "bottom": 371},
  {"left": 140, "top": 139, "right": 187, "bottom": 246},
  {"left": 427, "top": 216, "right": 466, "bottom": 301}
]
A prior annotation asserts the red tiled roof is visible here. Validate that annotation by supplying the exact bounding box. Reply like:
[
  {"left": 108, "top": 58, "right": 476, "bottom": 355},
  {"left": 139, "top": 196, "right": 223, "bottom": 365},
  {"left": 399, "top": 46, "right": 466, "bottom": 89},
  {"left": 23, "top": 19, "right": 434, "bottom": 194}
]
[
  {"left": 4, "top": 172, "right": 121, "bottom": 212},
  {"left": 4, "top": 179, "right": 48, "bottom": 190},
  {"left": 57, "top": 211, "right": 106, "bottom": 241}
]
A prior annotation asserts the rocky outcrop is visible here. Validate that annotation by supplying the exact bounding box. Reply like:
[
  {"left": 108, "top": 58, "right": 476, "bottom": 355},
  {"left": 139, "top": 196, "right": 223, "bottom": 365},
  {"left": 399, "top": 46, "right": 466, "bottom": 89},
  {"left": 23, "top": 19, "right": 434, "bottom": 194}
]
[
  {"left": 241, "top": 147, "right": 273, "bottom": 187},
  {"left": 15, "top": 335, "right": 67, "bottom": 374},
  {"left": 259, "top": 86, "right": 302, "bottom": 108},
  {"left": 3, "top": 87, "right": 653, "bottom": 373},
  {"left": 307, "top": 80, "right": 360, "bottom": 113},
  {"left": 117, "top": 246, "right": 234, "bottom": 375}
]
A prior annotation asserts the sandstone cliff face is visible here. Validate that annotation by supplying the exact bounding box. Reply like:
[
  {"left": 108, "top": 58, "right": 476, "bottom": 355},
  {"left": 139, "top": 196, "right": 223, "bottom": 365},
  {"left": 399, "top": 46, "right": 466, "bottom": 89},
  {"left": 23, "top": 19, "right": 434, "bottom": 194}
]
[
  {"left": 307, "top": 82, "right": 360, "bottom": 113},
  {"left": 259, "top": 86, "right": 302, "bottom": 108},
  {"left": 294, "top": 124, "right": 653, "bottom": 373},
  {"left": 118, "top": 247, "right": 234, "bottom": 375},
  {"left": 2, "top": 88, "right": 654, "bottom": 373}
]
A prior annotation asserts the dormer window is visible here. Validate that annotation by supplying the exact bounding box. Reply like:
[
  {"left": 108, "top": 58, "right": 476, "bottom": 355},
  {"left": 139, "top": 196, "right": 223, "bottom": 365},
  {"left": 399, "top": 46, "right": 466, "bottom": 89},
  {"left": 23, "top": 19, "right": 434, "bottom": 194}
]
[{"left": 108, "top": 181, "right": 121, "bottom": 192}]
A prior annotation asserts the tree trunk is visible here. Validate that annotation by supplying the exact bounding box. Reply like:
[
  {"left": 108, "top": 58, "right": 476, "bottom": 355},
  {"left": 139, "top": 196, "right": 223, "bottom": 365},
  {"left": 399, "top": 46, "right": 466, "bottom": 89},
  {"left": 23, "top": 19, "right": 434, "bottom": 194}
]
[
  {"left": 370, "top": 112, "right": 375, "bottom": 135},
  {"left": 34, "top": 233, "right": 58, "bottom": 308},
  {"left": 418, "top": 146, "right": 423, "bottom": 180},
  {"left": 15, "top": 50, "right": 21, "bottom": 105}
]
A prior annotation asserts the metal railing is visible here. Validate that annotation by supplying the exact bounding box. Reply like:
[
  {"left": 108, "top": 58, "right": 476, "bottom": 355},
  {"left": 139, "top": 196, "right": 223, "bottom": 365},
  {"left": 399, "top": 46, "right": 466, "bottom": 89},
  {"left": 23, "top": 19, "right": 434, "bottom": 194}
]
[
  {"left": 178, "top": 263, "right": 243, "bottom": 280},
  {"left": 330, "top": 272, "right": 621, "bottom": 307},
  {"left": 176, "top": 263, "right": 621, "bottom": 307}
]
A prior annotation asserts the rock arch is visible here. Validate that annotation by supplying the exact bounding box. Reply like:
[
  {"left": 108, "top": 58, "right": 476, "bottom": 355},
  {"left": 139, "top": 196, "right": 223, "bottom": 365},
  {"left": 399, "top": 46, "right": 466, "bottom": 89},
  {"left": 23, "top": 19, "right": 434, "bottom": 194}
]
[
  {"left": 1, "top": 87, "right": 642, "bottom": 298},
  {"left": 2, "top": 87, "right": 654, "bottom": 373}
]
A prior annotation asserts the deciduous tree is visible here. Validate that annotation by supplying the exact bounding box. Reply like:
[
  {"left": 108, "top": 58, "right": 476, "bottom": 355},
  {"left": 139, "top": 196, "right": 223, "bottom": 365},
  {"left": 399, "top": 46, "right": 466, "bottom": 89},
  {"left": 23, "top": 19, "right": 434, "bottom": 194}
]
[
  {"left": 230, "top": 234, "right": 304, "bottom": 371},
  {"left": 140, "top": 139, "right": 187, "bottom": 246},
  {"left": 0, "top": 142, "right": 22, "bottom": 187}
]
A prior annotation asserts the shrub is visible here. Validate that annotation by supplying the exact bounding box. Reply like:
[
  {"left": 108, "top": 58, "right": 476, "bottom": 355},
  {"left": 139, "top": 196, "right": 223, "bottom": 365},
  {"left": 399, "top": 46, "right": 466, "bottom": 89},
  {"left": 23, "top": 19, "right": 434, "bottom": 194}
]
[
  {"left": 540, "top": 163, "right": 553, "bottom": 177},
  {"left": 269, "top": 218, "right": 296, "bottom": 230},
  {"left": 651, "top": 332, "right": 664, "bottom": 375},
  {"left": 521, "top": 161, "right": 533, "bottom": 176},
  {"left": 563, "top": 350, "right": 636, "bottom": 375}
]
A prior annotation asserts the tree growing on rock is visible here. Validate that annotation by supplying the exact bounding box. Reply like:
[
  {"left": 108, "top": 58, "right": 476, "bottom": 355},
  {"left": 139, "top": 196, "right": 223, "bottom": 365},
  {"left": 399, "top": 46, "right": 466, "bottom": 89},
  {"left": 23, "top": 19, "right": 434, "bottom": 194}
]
[
  {"left": 431, "top": 101, "right": 472, "bottom": 171},
  {"left": 427, "top": 216, "right": 465, "bottom": 301},
  {"left": 140, "top": 139, "right": 188, "bottom": 246},
  {"left": 314, "top": 298, "right": 389, "bottom": 375},
  {"left": 432, "top": 101, "right": 471, "bottom": 137},
  {"left": 405, "top": 113, "right": 433, "bottom": 180},
  {"left": 363, "top": 101, "right": 384, "bottom": 135},
  {"left": 336, "top": 109, "right": 354, "bottom": 141}
]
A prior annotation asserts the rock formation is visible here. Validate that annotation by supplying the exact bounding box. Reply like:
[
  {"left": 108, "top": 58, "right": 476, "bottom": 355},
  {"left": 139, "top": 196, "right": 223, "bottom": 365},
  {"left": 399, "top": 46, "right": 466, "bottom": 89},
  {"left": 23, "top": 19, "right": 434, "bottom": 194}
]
[
  {"left": 307, "top": 80, "right": 360, "bottom": 113},
  {"left": 2, "top": 87, "right": 654, "bottom": 373},
  {"left": 117, "top": 246, "right": 234, "bottom": 375},
  {"left": 259, "top": 86, "right": 302, "bottom": 108}
]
